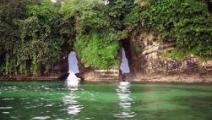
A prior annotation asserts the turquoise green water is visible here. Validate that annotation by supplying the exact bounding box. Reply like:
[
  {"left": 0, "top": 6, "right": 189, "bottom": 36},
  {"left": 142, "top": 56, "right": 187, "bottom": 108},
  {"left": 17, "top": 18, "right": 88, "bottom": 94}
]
[{"left": 0, "top": 81, "right": 212, "bottom": 120}]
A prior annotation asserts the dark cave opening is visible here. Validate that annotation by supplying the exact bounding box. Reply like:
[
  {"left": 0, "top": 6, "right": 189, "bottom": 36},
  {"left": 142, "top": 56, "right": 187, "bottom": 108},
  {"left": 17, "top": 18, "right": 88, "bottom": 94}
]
[
  {"left": 119, "top": 39, "right": 133, "bottom": 74},
  {"left": 208, "top": 0, "right": 212, "bottom": 13}
]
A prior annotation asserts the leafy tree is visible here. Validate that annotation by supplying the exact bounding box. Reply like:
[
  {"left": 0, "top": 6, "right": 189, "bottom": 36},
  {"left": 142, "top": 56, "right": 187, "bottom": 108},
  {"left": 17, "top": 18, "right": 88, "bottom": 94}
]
[
  {"left": 0, "top": 0, "right": 26, "bottom": 75},
  {"left": 0, "top": 0, "right": 211, "bottom": 76},
  {"left": 0, "top": 0, "right": 63, "bottom": 75},
  {"left": 126, "top": 0, "right": 212, "bottom": 57},
  {"left": 60, "top": 0, "right": 125, "bottom": 68}
]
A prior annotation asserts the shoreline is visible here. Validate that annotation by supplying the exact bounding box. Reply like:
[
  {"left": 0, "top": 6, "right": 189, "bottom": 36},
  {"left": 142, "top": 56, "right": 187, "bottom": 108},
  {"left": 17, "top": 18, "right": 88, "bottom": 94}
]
[
  {"left": 128, "top": 73, "right": 212, "bottom": 84},
  {"left": 0, "top": 74, "right": 212, "bottom": 84}
]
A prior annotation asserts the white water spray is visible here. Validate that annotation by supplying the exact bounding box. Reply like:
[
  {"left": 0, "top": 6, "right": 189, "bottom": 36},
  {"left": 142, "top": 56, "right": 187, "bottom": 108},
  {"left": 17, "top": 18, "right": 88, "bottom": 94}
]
[
  {"left": 66, "top": 51, "right": 80, "bottom": 87},
  {"left": 104, "top": 0, "right": 109, "bottom": 5},
  {"left": 50, "top": 0, "right": 57, "bottom": 3}
]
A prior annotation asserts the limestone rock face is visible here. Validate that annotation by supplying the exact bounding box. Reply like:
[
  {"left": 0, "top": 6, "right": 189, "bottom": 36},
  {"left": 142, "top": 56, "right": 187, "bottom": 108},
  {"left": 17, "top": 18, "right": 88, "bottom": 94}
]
[
  {"left": 129, "top": 30, "right": 212, "bottom": 75},
  {"left": 82, "top": 69, "right": 119, "bottom": 82}
]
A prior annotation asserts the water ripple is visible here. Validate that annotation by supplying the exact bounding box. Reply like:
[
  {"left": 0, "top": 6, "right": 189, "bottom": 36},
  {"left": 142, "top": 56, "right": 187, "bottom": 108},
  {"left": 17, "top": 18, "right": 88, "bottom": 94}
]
[
  {"left": 114, "top": 82, "right": 136, "bottom": 119},
  {"left": 63, "top": 90, "right": 84, "bottom": 116},
  {"left": 2, "top": 111, "right": 10, "bottom": 114},
  {"left": 2, "top": 97, "right": 15, "bottom": 101},
  {"left": 32, "top": 116, "right": 51, "bottom": 120},
  {"left": 0, "top": 107, "right": 13, "bottom": 110}
]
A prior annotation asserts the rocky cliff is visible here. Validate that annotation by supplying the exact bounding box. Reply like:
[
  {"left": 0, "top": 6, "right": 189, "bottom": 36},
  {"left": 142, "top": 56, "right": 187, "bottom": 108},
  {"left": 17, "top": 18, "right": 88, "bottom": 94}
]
[
  {"left": 111, "top": 29, "right": 211, "bottom": 83},
  {"left": 129, "top": 30, "right": 212, "bottom": 75}
]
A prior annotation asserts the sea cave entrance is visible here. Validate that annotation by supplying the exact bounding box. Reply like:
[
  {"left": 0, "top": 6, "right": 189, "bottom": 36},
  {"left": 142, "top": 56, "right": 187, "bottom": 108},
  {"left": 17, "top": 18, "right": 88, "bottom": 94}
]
[{"left": 119, "top": 39, "right": 133, "bottom": 80}]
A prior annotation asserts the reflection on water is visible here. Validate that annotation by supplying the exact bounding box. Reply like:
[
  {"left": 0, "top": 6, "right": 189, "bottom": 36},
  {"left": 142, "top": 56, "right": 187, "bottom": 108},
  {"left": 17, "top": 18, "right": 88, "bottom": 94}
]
[
  {"left": 32, "top": 116, "right": 51, "bottom": 120},
  {"left": 114, "top": 82, "right": 136, "bottom": 118},
  {"left": 1, "top": 82, "right": 212, "bottom": 120},
  {"left": 63, "top": 89, "right": 84, "bottom": 116}
]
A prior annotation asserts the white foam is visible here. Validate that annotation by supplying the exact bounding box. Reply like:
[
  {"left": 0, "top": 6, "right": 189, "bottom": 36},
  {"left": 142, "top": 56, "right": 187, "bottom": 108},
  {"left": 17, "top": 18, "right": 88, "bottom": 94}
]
[
  {"left": 66, "top": 72, "right": 80, "bottom": 87},
  {"left": 119, "top": 81, "right": 130, "bottom": 86},
  {"left": 104, "top": 0, "right": 109, "bottom": 5},
  {"left": 50, "top": 0, "right": 57, "bottom": 3}
]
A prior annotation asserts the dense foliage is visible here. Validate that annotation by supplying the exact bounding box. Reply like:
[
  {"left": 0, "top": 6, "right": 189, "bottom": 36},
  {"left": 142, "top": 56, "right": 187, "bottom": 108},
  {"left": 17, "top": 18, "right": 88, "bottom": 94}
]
[
  {"left": 0, "top": 0, "right": 62, "bottom": 75},
  {"left": 0, "top": 0, "right": 211, "bottom": 76},
  {"left": 126, "top": 0, "right": 212, "bottom": 57},
  {"left": 74, "top": 33, "right": 119, "bottom": 68},
  {"left": 60, "top": 0, "right": 132, "bottom": 68}
]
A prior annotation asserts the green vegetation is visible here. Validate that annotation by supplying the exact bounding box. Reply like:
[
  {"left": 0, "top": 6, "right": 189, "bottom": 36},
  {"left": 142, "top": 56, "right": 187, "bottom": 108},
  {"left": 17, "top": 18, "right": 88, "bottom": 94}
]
[
  {"left": 126, "top": 0, "right": 212, "bottom": 58},
  {"left": 0, "top": 0, "right": 62, "bottom": 75},
  {"left": 162, "top": 49, "right": 191, "bottom": 60},
  {"left": 60, "top": 0, "right": 133, "bottom": 68},
  {"left": 74, "top": 33, "right": 120, "bottom": 68},
  {"left": 0, "top": 0, "right": 211, "bottom": 76}
]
